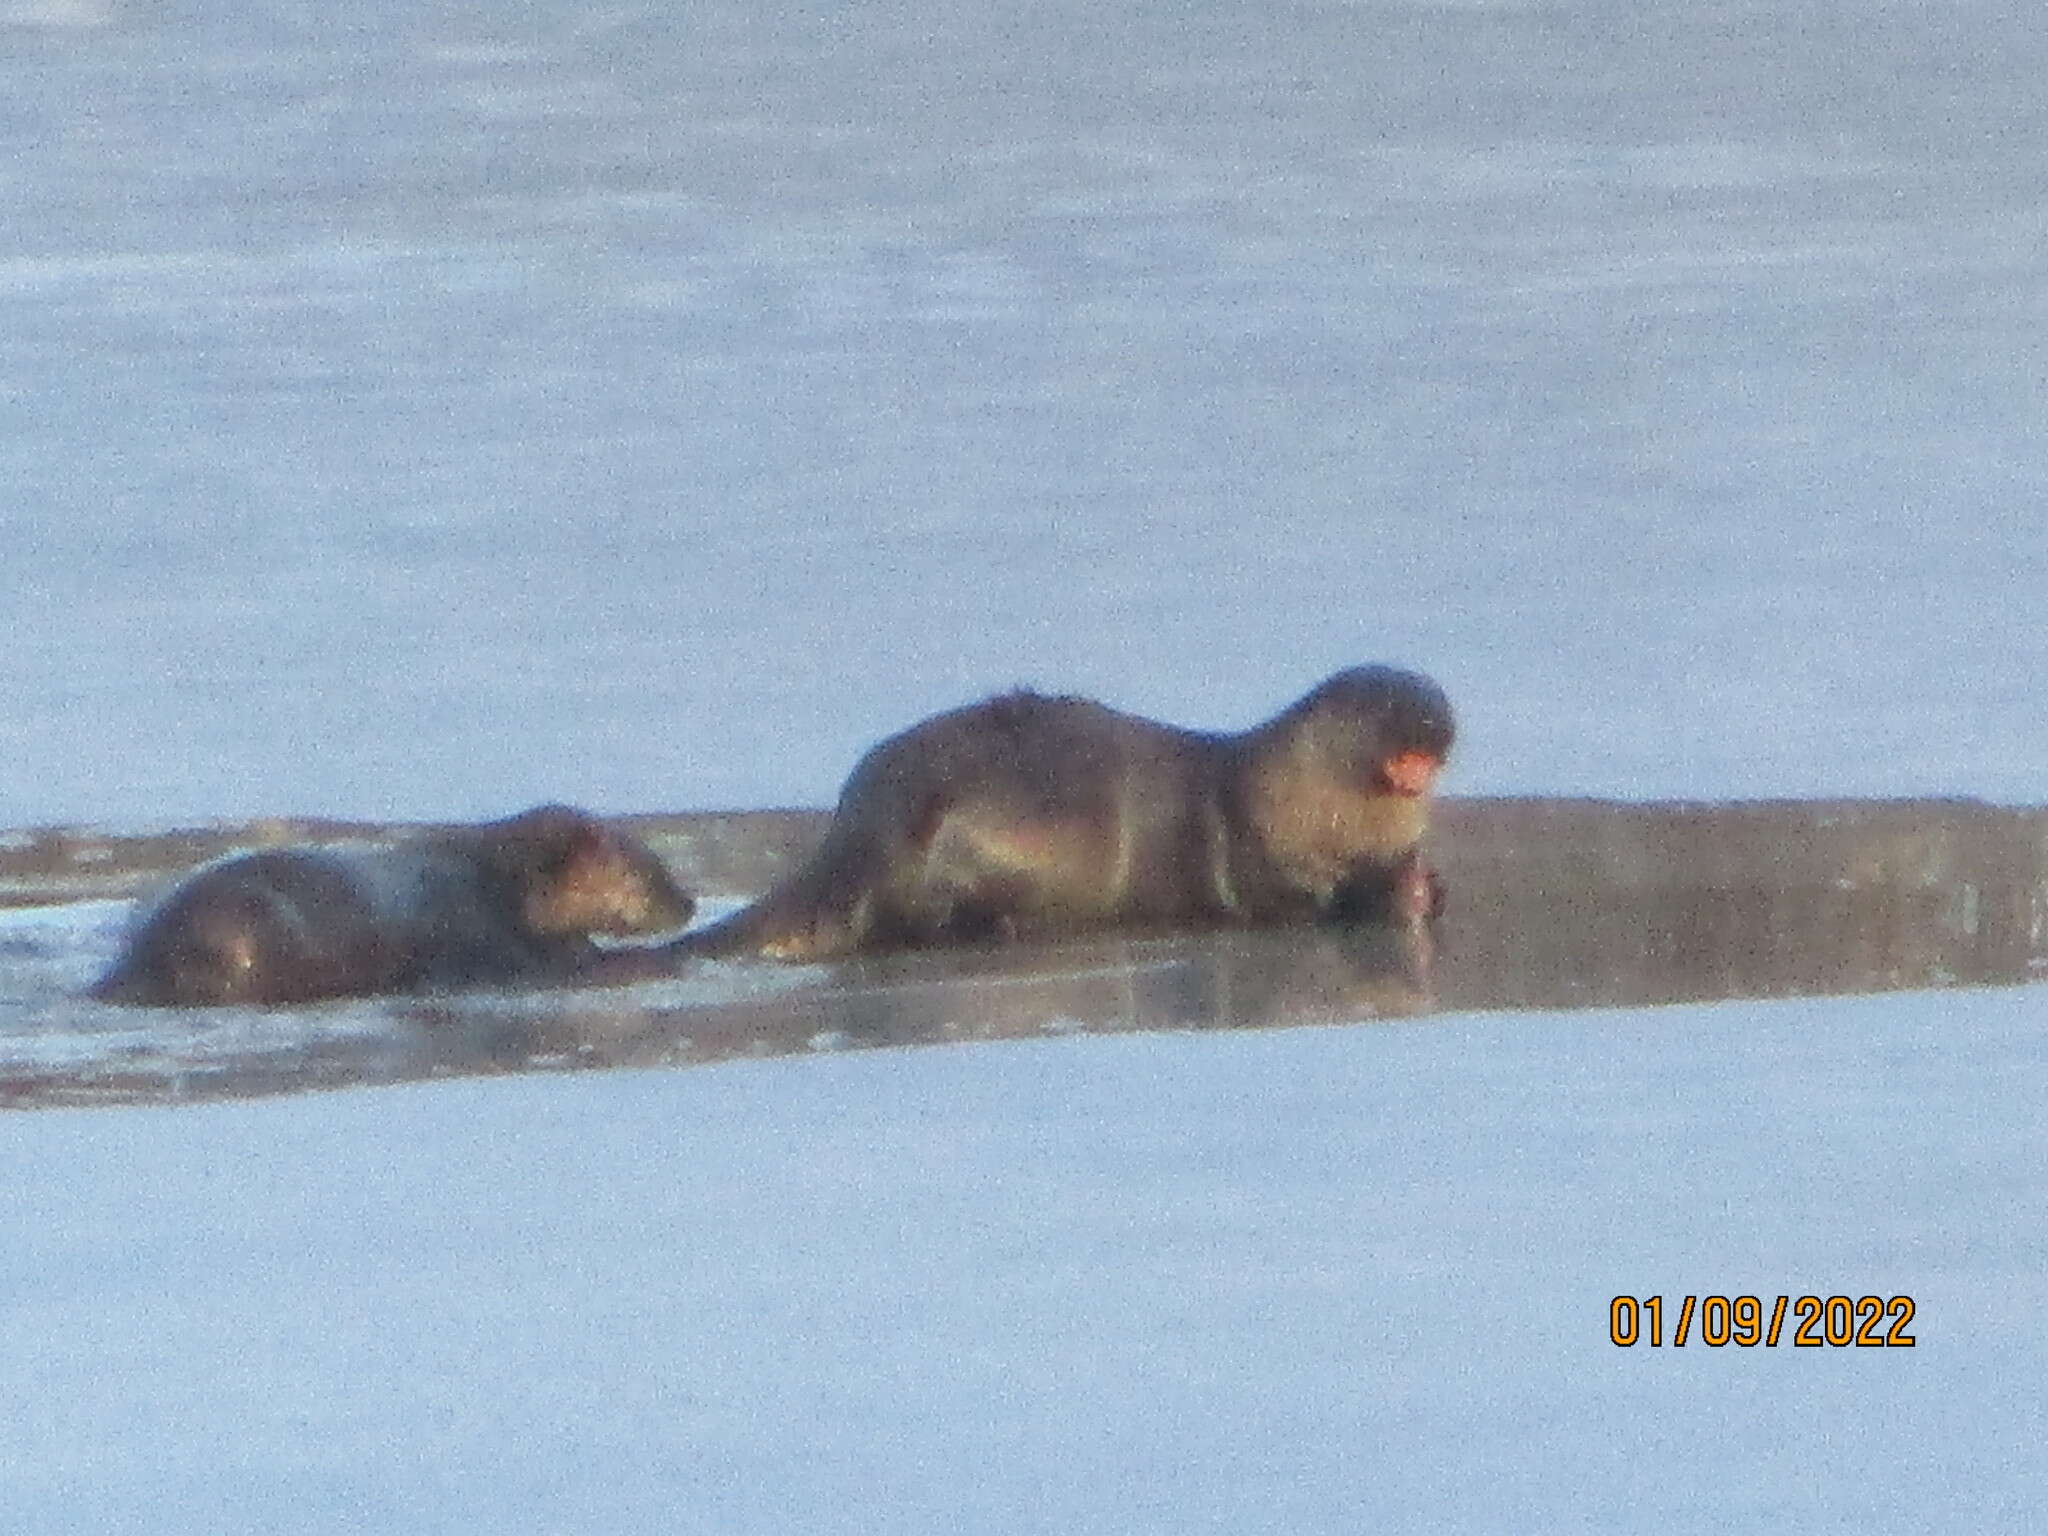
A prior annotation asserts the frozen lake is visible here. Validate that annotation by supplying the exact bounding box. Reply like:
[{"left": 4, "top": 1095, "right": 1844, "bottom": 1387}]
[
  {"left": 10, "top": 985, "right": 2048, "bottom": 1533},
  {"left": 5, "top": 0, "right": 2046, "bottom": 1528},
  {"left": 4, "top": 0, "right": 2044, "bottom": 825}
]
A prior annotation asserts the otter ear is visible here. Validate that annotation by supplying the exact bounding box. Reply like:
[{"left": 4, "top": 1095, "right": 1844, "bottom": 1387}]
[
  {"left": 508, "top": 803, "right": 589, "bottom": 838},
  {"left": 499, "top": 805, "right": 606, "bottom": 866}
]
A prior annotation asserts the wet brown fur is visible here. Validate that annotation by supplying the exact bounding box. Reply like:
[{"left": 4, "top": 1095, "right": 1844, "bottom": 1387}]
[
  {"left": 89, "top": 805, "right": 693, "bottom": 1006},
  {"left": 680, "top": 666, "right": 1453, "bottom": 961}
]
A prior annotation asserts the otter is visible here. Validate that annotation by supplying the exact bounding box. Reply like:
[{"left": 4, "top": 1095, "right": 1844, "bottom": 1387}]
[
  {"left": 88, "top": 805, "right": 694, "bottom": 1006},
  {"left": 676, "top": 666, "right": 1453, "bottom": 962}
]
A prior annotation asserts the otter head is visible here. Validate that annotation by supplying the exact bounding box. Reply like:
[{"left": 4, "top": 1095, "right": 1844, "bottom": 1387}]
[
  {"left": 89, "top": 887, "right": 277, "bottom": 1006},
  {"left": 485, "top": 806, "right": 696, "bottom": 940},
  {"left": 1285, "top": 665, "right": 1455, "bottom": 799},
  {"left": 1240, "top": 666, "right": 1456, "bottom": 905}
]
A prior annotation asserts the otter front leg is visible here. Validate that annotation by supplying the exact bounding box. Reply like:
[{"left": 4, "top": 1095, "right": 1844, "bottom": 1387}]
[
  {"left": 1325, "top": 848, "right": 1443, "bottom": 929},
  {"left": 1401, "top": 852, "right": 1446, "bottom": 925}
]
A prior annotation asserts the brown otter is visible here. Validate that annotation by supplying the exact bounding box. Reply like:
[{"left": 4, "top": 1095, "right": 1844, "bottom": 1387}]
[
  {"left": 675, "top": 666, "right": 1453, "bottom": 961},
  {"left": 88, "top": 805, "right": 694, "bottom": 1006}
]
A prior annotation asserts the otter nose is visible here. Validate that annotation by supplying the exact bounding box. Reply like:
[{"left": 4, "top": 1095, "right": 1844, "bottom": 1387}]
[{"left": 1381, "top": 750, "right": 1441, "bottom": 796}]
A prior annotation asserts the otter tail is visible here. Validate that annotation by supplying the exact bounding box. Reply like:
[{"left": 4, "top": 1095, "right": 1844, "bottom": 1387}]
[
  {"left": 665, "top": 903, "right": 781, "bottom": 959},
  {"left": 572, "top": 871, "right": 869, "bottom": 978},
  {"left": 658, "top": 815, "right": 894, "bottom": 963}
]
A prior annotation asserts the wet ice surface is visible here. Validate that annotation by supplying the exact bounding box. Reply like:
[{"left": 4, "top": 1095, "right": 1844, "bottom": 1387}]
[
  {"left": 9, "top": 798, "right": 2044, "bottom": 1109},
  {"left": 6, "top": 0, "right": 2048, "bottom": 1527}
]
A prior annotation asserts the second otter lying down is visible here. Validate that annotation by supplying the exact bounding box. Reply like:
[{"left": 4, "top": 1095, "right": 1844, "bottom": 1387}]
[
  {"left": 90, "top": 805, "right": 694, "bottom": 1006},
  {"left": 678, "top": 665, "right": 1454, "bottom": 962}
]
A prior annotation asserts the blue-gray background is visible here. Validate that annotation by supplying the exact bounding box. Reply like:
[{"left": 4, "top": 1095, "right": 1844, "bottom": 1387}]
[{"left": 4, "top": 0, "right": 2042, "bottom": 825}]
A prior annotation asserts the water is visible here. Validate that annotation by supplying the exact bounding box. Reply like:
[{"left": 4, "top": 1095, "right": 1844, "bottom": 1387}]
[
  {"left": 4, "top": 0, "right": 2044, "bottom": 833},
  {"left": 8, "top": 797, "right": 2042, "bottom": 1106}
]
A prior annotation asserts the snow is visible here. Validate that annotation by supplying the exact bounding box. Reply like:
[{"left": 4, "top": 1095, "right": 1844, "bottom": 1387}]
[
  {"left": 3, "top": 2, "right": 2046, "bottom": 823},
  {"left": 7, "top": 986, "right": 2045, "bottom": 1531}
]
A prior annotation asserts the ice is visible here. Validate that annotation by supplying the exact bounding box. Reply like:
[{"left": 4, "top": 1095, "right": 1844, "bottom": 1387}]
[
  {"left": 2, "top": 1, "right": 2044, "bottom": 823},
  {"left": 7, "top": 986, "right": 2047, "bottom": 1532}
]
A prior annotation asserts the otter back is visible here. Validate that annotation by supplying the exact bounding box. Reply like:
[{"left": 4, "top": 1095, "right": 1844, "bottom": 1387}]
[
  {"left": 88, "top": 807, "right": 693, "bottom": 1006},
  {"left": 678, "top": 668, "right": 1453, "bottom": 961}
]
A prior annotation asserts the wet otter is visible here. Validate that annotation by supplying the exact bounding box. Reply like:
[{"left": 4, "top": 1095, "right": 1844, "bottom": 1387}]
[
  {"left": 677, "top": 666, "right": 1453, "bottom": 961},
  {"left": 89, "top": 805, "right": 694, "bottom": 1006}
]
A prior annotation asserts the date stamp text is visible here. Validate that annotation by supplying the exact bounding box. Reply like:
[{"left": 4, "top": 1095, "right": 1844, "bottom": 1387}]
[{"left": 1609, "top": 1294, "right": 1916, "bottom": 1347}]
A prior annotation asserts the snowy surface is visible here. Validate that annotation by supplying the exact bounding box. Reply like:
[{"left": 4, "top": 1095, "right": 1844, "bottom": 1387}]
[
  {"left": 8, "top": 986, "right": 2046, "bottom": 1533},
  {"left": 3, "top": 0, "right": 2046, "bottom": 824}
]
